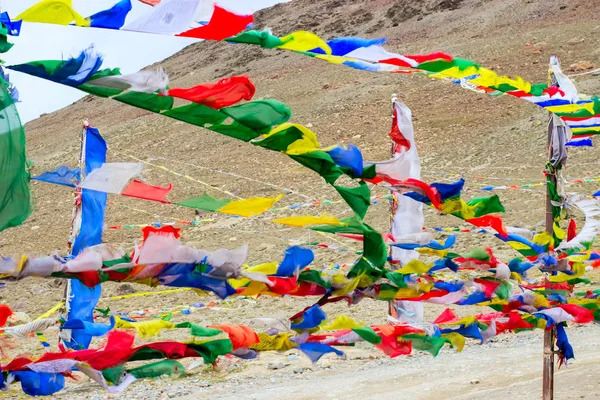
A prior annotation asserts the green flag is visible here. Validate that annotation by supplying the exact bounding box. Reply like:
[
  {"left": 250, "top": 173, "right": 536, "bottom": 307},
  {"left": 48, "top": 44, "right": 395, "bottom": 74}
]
[
  {"left": 0, "top": 76, "right": 31, "bottom": 232},
  {"left": 175, "top": 193, "right": 231, "bottom": 212},
  {"left": 128, "top": 360, "right": 185, "bottom": 380}
]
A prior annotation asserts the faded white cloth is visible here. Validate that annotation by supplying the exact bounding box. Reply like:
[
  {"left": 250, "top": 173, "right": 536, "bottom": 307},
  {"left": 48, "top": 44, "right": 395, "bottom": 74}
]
[
  {"left": 557, "top": 197, "right": 600, "bottom": 251},
  {"left": 19, "top": 256, "right": 63, "bottom": 278},
  {"left": 136, "top": 235, "right": 249, "bottom": 271},
  {"left": 1, "top": 318, "right": 56, "bottom": 338},
  {"left": 80, "top": 162, "right": 142, "bottom": 194},
  {"left": 64, "top": 251, "right": 103, "bottom": 273},
  {"left": 124, "top": 0, "right": 202, "bottom": 34},
  {"left": 345, "top": 45, "right": 417, "bottom": 67},
  {"left": 87, "top": 69, "right": 169, "bottom": 93},
  {"left": 537, "top": 308, "right": 574, "bottom": 324}
]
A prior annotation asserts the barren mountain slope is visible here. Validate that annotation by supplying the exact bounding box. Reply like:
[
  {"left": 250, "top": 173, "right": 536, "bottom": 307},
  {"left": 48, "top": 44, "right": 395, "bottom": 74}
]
[{"left": 1, "top": 1, "right": 600, "bottom": 398}]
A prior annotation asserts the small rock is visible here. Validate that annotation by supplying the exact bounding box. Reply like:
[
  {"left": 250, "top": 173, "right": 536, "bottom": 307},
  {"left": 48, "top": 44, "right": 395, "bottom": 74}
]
[
  {"left": 267, "top": 362, "right": 285, "bottom": 370},
  {"left": 306, "top": 123, "right": 313, "bottom": 128},
  {"left": 569, "top": 61, "right": 594, "bottom": 71},
  {"left": 287, "top": 354, "right": 299, "bottom": 361},
  {"left": 322, "top": 83, "right": 330, "bottom": 89},
  {"left": 116, "top": 283, "right": 136, "bottom": 295},
  {"left": 30, "top": 285, "right": 47, "bottom": 295},
  {"left": 293, "top": 367, "right": 304, "bottom": 374},
  {"left": 48, "top": 278, "right": 64, "bottom": 288},
  {"left": 470, "top": 379, "right": 480, "bottom": 385}
]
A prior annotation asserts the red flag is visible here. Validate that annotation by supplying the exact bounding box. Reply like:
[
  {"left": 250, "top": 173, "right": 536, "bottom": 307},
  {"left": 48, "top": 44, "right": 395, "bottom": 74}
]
[
  {"left": 558, "top": 304, "right": 594, "bottom": 324},
  {"left": 267, "top": 276, "right": 298, "bottom": 295},
  {"left": 142, "top": 225, "right": 181, "bottom": 243},
  {"left": 496, "top": 312, "right": 534, "bottom": 334},
  {"left": 122, "top": 180, "right": 172, "bottom": 203},
  {"left": 139, "top": 0, "right": 160, "bottom": 5},
  {"left": 567, "top": 219, "right": 577, "bottom": 241},
  {"left": 467, "top": 215, "right": 507, "bottom": 236},
  {"left": 0, "top": 304, "right": 12, "bottom": 327},
  {"left": 168, "top": 76, "right": 255, "bottom": 109},
  {"left": 433, "top": 308, "right": 459, "bottom": 324},
  {"left": 405, "top": 52, "right": 453, "bottom": 64},
  {"left": 289, "top": 282, "right": 327, "bottom": 297},
  {"left": 377, "top": 336, "right": 412, "bottom": 357},
  {"left": 388, "top": 105, "right": 410, "bottom": 152},
  {"left": 474, "top": 278, "right": 501, "bottom": 298},
  {"left": 177, "top": 6, "right": 253, "bottom": 41}
]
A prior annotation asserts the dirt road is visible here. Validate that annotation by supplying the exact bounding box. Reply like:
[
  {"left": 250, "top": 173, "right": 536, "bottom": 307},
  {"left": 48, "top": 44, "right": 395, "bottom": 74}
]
[{"left": 186, "top": 327, "right": 600, "bottom": 400}]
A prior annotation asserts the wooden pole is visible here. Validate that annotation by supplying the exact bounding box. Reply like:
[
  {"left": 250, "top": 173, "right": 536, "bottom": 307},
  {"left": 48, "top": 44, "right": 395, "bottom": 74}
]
[
  {"left": 388, "top": 94, "right": 398, "bottom": 318},
  {"left": 61, "top": 121, "right": 88, "bottom": 342},
  {"left": 543, "top": 55, "right": 560, "bottom": 400}
]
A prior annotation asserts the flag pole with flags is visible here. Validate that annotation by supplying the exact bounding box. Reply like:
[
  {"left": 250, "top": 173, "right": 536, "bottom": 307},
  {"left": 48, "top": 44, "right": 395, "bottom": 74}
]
[
  {"left": 387, "top": 95, "right": 425, "bottom": 324},
  {"left": 60, "top": 121, "right": 107, "bottom": 349}
]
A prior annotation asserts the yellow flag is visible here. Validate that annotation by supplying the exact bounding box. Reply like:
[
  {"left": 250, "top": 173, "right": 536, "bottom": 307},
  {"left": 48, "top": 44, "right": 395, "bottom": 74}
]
[
  {"left": 442, "top": 332, "right": 465, "bottom": 352},
  {"left": 546, "top": 102, "right": 596, "bottom": 114},
  {"left": 115, "top": 317, "right": 174, "bottom": 338},
  {"left": 237, "top": 281, "right": 270, "bottom": 297},
  {"left": 230, "top": 262, "right": 277, "bottom": 288},
  {"left": 218, "top": 194, "right": 283, "bottom": 217},
  {"left": 277, "top": 31, "right": 331, "bottom": 54},
  {"left": 533, "top": 232, "right": 554, "bottom": 248},
  {"left": 548, "top": 262, "right": 585, "bottom": 283},
  {"left": 261, "top": 123, "right": 320, "bottom": 155},
  {"left": 533, "top": 292, "right": 550, "bottom": 308},
  {"left": 314, "top": 54, "right": 355, "bottom": 65},
  {"left": 398, "top": 259, "right": 430, "bottom": 275},
  {"left": 321, "top": 315, "right": 362, "bottom": 331},
  {"left": 553, "top": 223, "right": 566, "bottom": 241},
  {"left": 16, "top": 0, "right": 88, "bottom": 26},
  {"left": 395, "top": 287, "right": 421, "bottom": 298},
  {"left": 331, "top": 276, "right": 361, "bottom": 297},
  {"left": 251, "top": 333, "right": 296, "bottom": 351},
  {"left": 439, "top": 198, "right": 476, "bottom": 220},
  {"left": 572, "top": 126, "right": 600, "bottom": 134},
  {"left": 272, "top": 212, "right": 343, "bottom": 228},
  {"left": 417, "top": 248, "right": 448, "bottom": 258}
]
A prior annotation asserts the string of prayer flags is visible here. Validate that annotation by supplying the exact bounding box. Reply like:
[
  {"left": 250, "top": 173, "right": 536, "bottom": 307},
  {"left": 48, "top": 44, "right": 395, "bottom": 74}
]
[
  {"left": 9, "top": 53, "right": 381, "bottom": 239},
  {"left": 176, "top": 193, "right": 283, "bottom": 217},
  {"left": 13, "top": 0, "right": 254, "bottom": 40},
  {"left": 227, "top": 29, "right": 599, "bottom": 140}
]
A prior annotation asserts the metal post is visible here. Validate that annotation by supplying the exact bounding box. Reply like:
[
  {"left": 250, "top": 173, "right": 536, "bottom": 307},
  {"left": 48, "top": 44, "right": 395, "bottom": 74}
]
[{"left": 543, "top": 56, "right": 560, "bottom": 400}]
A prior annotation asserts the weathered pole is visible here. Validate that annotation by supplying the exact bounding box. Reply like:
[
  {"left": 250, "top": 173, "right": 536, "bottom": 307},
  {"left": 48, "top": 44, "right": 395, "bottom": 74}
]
[
  {"left": 388, "top": 93, "right": 398, "bottom": 318},
  {"left": 543, "top": 55, "right": 560, "bottom": 400},
  {"left": 62, "top": 121, "right": 88, "bottom": 341}
]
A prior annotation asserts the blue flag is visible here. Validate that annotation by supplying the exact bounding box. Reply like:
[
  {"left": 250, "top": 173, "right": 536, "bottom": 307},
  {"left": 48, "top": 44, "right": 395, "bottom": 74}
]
[
  {"left": 32, "top": 165, "right": 80, "bottom": 188},
  {"left": 65, "top": 126, "right": 107, "bottom": 350}
]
